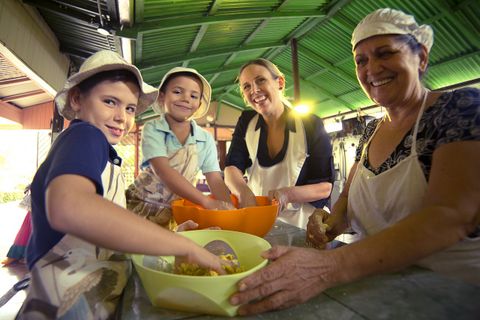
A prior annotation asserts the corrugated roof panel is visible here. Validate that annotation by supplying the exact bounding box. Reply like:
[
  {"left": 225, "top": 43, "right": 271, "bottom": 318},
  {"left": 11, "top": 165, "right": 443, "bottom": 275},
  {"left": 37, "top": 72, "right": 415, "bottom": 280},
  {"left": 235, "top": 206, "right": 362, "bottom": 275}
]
[
  {"left": 247, "top": 18, "right": 307, "bottom": 46},
  {"left": 16, "top": 0, "right": 480, "bottom": 123},
  {"left": 215, "top": 0, "right": 280, "bottom": 14},
  {"left": 340, "top": 89, "right": 370, "bottom": 108},
  {"left": 229, "top": 49, "right": 274, "bottom": 67},
  {"left": 301, "top": 20, "right": 352, "bottom": 66},
  {"left": 298, "top": 51, "right": 326, "bottom": 77},
  {"left": 141, "top": 26, "right": 198, "bottom": 62},
  {"left": 143, "top": 0, "right": 212, "bottom": 19},
  {"left": 426, "top": 55, "right": 480, "bottom": 89},
  {"left": 190, "top": 54, "right": 234, "bottom": 72},
  {"left": 431, "top": 21, "right": 475, "bottom": 62},
  {"left": 211, "top": 69, "right": 240, "bottom": 87},
  {"left": 197, "top": 20, "right": 258, "bottom": 50},
  {"left": 276, "top": 0, "right": 328, "bottom": 11},
  {"left": 316, "top": 101, "right": 352, "bottom": 118},
  {"left": 310, "top": 72, "right": 358, "bottom": 96},
  {"left": 271, "top": 50, "right": 295, "bottom": 74},
  {"left": 336, "top": 58, "right": 357, "bottom": 79},
  {"left": 142, "top": 62, "right": 184, "bottom": 86}
]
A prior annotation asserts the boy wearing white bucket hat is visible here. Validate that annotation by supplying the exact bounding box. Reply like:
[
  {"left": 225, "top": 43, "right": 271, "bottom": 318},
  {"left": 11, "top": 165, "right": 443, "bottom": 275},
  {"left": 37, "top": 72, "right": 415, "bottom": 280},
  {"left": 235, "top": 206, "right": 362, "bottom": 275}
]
[
  {"left": 126, "top": 67, "right": 234, "bottom": 230},
  {"left": 18, "top": 51, "right": 226, "bottom": 319}
]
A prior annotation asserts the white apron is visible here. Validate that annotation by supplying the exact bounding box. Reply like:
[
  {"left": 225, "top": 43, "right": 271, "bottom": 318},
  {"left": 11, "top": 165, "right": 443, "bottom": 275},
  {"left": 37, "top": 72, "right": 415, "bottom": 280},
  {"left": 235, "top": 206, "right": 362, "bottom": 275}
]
[
  {"left": 245, "top": 114, "right": 315, "bottom": 229},
  {"left": 348, "top": 93, "right": 480, "bottom": 285},
  {"left": 126, "top": 144, "right": 199, "bottom": 228},
  {"left": 18, "top": 162, "right": 131, "bottom": 320}
]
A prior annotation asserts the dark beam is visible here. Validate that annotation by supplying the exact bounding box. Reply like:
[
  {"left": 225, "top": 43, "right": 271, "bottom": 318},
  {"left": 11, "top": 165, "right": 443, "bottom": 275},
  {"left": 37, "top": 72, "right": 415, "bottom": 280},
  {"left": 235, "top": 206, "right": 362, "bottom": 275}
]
[
  {"left": 23, "top": 0, "right": 101, "bottom": 27},
  {"left": 0, "top": 77, "right": 31, "bottom": 86},
  {"left": 1, "top": 90, "right": 45, "bottom": 101}
]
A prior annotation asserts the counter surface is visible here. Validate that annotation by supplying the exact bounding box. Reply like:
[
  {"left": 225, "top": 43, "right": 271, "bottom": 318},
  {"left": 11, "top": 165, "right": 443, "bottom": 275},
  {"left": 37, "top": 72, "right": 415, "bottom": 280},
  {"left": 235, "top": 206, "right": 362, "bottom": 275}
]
[{"left": 119, "top": 222, "right": 480, "bottom": 319}]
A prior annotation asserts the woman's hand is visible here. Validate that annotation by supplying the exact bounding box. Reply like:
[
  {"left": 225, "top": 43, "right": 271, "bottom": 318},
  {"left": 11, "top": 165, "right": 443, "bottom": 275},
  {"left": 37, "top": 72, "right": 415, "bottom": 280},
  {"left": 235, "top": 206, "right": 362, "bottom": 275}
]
[
  {"left": 229, "top": 246, "right": 337, "bottom": 315},
  {"left": 238, "top": 188, "right": 258, "bottom": 208},
  {"left": 268, "top": 187, "right": 292, "bottom": 212},
  {"left": 306, "top": 209, "right": 331, "bottom": 249}
]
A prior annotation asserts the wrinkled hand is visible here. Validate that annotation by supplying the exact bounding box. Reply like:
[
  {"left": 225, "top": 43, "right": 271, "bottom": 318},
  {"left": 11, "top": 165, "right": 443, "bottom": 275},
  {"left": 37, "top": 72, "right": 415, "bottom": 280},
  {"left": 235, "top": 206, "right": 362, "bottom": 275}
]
[
  {"left": 268, "top": 187, "right": 291, "bottom": 213},
  {"left": 306, "top": 209, "right": 331, "bottom": 249},
  {"left": 229, "top": 246, "right": 334, "bottom": 315}
]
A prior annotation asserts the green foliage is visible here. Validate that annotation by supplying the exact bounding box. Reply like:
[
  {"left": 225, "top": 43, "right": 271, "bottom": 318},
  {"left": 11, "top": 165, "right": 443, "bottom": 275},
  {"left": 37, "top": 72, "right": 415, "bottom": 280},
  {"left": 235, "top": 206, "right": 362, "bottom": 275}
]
[{"left": 0, "top": 190, "right": 24, "bottom": 203}]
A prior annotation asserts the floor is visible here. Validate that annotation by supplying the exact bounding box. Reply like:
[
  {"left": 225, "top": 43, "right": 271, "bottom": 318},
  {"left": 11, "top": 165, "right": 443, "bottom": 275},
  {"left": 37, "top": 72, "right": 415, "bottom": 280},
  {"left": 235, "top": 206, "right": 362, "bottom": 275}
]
[{"left": 0, "top": 201, "right": 29, "bottom": 320}]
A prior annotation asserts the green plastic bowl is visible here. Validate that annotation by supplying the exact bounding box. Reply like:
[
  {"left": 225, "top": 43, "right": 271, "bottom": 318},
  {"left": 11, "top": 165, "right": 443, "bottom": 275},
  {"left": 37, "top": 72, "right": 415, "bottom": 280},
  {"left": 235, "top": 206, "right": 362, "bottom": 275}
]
[{"left": 131, "top": 230, "right": 271, "bottom": 317}]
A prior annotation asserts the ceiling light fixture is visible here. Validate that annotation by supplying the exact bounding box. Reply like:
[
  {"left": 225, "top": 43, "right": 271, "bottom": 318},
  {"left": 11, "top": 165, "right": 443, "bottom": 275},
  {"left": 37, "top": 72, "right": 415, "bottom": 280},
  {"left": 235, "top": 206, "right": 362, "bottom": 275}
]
[
  {"left": 96, "top": 0, "right": 111, "bottom": 36},
  {"left": 293, "top": 103, "right": 310, "bottom": 115},
  {"left": 96, "top": 27, "right": 111, "bottom": 36}
]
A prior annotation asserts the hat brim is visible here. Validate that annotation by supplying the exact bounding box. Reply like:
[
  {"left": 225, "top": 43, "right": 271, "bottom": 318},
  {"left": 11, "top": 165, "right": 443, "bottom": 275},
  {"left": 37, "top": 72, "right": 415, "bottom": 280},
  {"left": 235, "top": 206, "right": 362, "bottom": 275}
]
[{"left": 55, "top": 63, "right": 158, "bottom": 120}]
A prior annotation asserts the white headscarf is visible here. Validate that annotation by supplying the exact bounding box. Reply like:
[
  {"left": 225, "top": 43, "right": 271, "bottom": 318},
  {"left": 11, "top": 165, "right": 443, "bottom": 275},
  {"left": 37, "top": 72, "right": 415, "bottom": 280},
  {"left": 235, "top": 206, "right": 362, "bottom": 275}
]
[{"left": 351, "top": 8, "right": 434, "bottom": 52}]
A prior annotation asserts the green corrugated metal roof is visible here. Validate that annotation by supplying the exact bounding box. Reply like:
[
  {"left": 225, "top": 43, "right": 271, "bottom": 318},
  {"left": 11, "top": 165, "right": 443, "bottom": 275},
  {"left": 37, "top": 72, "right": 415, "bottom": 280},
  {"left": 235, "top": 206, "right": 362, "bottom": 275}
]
[{"left": 24, "top": 0, "right": 480, "bottom": 123}]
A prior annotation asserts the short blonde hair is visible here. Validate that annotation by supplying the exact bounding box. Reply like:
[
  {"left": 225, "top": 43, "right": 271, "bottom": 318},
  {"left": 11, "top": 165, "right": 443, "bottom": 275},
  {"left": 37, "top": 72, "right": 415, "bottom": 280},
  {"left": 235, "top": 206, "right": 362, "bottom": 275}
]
[{"left": 237, "top": 58, "right": 291, "bottom": 107}]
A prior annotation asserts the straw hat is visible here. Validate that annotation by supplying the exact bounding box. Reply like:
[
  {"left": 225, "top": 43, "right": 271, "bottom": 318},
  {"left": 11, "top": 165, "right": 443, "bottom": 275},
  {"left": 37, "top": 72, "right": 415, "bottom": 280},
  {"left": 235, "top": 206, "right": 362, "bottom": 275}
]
[
  {"left": 152, "top": 67, "right": 211, "bottom": 119},
  {"left": 55, "top": 50, "right": 158, "bottom": 120},
  {"left": 351, "top": 8, "right": 434, "bottom": 52}
]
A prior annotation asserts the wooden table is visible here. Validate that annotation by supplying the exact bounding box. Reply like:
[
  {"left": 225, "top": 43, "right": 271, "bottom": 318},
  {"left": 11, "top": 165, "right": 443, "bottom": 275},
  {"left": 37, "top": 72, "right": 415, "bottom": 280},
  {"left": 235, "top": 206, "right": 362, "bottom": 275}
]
[{"left": 119, "top": 222, "right": 480, "bottom": 319}]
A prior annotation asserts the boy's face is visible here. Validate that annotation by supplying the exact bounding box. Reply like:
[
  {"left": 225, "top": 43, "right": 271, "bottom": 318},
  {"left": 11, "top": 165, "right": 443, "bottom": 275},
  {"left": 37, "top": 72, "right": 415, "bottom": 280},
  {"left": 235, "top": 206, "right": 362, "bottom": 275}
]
[
  {"left": 70, "top": 80, "right": 140, "bottom": 145},
  {"left": 159, "top": 75, "right": 202, "bottom": 122}
]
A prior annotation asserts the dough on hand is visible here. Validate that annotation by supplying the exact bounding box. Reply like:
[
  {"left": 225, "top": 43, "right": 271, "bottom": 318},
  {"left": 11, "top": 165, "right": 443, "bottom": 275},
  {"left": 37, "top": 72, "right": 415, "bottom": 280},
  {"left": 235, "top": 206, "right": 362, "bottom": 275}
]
[{"left": 306, "top": 209, "right": 330, "bottom": 249}]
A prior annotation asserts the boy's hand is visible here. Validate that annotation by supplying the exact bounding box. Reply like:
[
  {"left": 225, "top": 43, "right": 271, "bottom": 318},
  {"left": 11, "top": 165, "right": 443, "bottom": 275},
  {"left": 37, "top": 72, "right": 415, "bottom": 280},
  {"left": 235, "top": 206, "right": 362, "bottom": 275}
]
[
  {"left": 178, "top": 243, "right": 228, "bottom": 275},
  {"left": 176, "top": 220, "right": 199, "bottom": 232},
  {"left": 203, "top": 198, "right": 235, "bottom": 210}
]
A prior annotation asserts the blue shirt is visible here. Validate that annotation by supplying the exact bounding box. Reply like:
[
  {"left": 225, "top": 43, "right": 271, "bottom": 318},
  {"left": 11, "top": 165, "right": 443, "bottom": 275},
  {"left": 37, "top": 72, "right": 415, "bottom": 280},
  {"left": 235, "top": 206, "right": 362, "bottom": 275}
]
[
  {"left": 226, "top": 109, "right": 334, "bottom": 208},
  {"left": 26, "top": 120, "right": 121, "bottom": 269},
  {"left": 141, "top": 115, "right": 220, "bottom": 173}
]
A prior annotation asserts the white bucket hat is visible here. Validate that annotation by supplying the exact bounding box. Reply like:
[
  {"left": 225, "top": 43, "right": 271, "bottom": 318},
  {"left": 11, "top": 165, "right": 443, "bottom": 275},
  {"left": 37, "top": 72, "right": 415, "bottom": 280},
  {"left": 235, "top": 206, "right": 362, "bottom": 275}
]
[
  {"left": 351, "top": 8, "right": 434, "bottom": 52},
  {"left": 152, "top": 67, "right": 211, "bottom": 119},
  {"left": 55, "top": 50, "right": 158, "bottom": 120}
]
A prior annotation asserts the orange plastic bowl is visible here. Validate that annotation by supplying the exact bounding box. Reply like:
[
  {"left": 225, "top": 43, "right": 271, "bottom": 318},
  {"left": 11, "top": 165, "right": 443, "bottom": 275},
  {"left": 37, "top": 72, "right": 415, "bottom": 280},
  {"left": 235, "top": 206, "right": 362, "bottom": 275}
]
[{"left": 171, "top": 196, "right": 278, "bottom": 237}]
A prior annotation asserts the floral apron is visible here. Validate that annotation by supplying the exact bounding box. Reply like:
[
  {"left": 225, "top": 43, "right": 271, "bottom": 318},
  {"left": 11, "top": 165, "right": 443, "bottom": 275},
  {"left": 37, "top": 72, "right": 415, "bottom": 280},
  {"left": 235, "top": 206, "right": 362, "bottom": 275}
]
[
  {"left": 245, "top": 114, "right": 315, "bottom": 229},
  {"left": 17, "top": 162, "right": 131, "bottom": 320},
  {"left": 348, "top": 93, "right": 480, "bottom": 285},
  {"left": 126, "top": 144, "right": 199, "bottom": 229}
]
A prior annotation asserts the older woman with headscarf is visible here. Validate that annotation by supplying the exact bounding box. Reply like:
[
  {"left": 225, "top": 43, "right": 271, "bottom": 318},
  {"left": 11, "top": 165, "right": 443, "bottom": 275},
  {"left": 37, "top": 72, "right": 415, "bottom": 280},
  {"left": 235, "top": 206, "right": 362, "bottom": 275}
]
[{"left": 229, "top": 8, "right": 480, "bottom": 315}]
